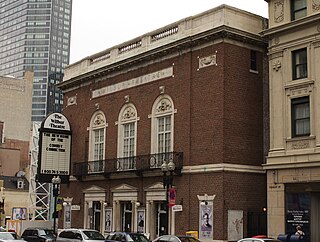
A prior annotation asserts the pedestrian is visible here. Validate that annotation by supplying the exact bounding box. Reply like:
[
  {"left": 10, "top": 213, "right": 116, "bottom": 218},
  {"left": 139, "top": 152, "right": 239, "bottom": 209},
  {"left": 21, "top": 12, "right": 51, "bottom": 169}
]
[{"left": 295, "top": 226, "right": 305, "bottom": 237}]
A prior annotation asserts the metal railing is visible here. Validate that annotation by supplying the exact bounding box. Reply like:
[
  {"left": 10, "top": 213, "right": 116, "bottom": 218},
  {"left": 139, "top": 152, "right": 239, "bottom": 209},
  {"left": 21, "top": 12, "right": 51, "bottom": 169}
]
[{"left": 73, "top": 152, "right": 183, "bottom": 179}]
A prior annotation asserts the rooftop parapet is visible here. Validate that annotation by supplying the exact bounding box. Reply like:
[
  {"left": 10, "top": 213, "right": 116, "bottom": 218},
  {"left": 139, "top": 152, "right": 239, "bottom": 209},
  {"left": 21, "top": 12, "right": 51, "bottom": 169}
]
[{"left": 64, "top": 4, "right": 267, "bottom": 82}]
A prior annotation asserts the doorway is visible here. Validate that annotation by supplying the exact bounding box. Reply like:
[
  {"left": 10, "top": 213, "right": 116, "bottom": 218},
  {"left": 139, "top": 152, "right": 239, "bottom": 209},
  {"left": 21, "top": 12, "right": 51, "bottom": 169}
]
[
  {"left": 93, "top": 201, "right": 101, "bottom": 231},
  {"left": 122, "top": 202, "right": 132, "bottom": 232},
  {"left": 156, "top": 202, "right": 167, "bottom": 236}
]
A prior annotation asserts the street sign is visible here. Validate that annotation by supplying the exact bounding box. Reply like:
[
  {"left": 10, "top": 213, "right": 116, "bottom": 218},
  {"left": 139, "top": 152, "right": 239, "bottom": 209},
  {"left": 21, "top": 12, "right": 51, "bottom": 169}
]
[
  {"left": 172, "top": 205, "right": 183, "bottom": 212},
  {"left": 71, "top": 205, "right": 80, "bottom": 211}
]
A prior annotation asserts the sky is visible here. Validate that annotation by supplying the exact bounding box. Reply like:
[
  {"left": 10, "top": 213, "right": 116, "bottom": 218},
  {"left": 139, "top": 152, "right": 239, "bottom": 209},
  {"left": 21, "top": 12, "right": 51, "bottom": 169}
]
[{"left": 70, "top": 1, "right": 268, "bottom": 63}]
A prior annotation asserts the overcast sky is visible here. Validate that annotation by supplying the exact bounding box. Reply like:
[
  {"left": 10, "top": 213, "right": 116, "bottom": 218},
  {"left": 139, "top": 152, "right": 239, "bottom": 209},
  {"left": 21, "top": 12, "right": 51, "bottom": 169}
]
[{"left": 70, "top": 1, "right": 268, "bottom": 63}]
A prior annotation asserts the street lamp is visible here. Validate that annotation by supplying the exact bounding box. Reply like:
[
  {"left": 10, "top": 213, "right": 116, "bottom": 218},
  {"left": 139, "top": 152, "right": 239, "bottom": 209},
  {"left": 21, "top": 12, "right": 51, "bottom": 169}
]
[
  {"left": 161, "top": 159, "right": 175, "bottom": 235},
  {"left": 52, "top": 176, "right": 61, "bottom": 235}
]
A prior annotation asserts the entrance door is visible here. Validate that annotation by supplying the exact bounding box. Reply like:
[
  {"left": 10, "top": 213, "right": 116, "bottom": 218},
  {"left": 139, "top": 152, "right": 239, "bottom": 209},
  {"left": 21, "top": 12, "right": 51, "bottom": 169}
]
[
  {"left": 93, "top": 201, "right": 101, "bottom": 231},
  {"left": 122, "top": 202, "right": 132, "bottom": 232},
  {"left": 157, "top": 202, "right": 167, "bottom": 236}
]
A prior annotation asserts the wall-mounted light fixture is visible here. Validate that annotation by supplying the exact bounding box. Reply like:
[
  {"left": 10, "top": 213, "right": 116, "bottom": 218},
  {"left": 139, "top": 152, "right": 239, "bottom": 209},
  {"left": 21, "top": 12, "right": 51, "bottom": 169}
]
[{"left": 200, "top": 201, "right": 208, "bottom": 206}]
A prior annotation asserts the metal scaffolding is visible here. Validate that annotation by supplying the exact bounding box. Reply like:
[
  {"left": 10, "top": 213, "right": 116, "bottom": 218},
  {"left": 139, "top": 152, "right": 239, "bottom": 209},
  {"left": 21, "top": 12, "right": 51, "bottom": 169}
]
[{"left": 28, "top": 121, "right": 51, "bottom": 220}]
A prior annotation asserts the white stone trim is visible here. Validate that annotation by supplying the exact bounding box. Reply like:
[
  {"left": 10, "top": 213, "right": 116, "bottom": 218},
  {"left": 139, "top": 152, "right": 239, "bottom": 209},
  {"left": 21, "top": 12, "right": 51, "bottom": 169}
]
[
  {"left": 150, "top": 94, "right": 175, "bottom": 154},
  {"left": 92, "top": 67, "right": 174, "bottom": 98},
  {"left": 182, "top": 163, "right": 265, "bottom": 174},
  {"left": 87, "top": 111, "right": 107, "bottom": 162},
  {"left": 117, "top": 103, "right": 138, "bottom": 158}
]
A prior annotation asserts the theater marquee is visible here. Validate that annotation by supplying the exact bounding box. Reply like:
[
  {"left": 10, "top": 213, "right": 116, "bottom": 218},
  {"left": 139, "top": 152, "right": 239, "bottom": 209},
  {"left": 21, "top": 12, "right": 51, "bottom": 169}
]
[{"left": 37, "top": 113, "right": 72, "bottom": 183}]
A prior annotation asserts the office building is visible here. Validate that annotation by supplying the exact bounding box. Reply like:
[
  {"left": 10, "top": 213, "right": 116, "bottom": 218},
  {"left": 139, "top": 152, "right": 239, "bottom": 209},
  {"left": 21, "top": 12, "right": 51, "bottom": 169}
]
[{"left": 0, "top": 0, "right": 72, "bottom": 121}]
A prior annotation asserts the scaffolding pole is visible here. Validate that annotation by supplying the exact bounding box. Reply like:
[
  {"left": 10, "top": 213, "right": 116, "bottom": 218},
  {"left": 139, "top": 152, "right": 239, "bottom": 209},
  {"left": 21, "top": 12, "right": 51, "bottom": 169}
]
[{"left": 28, "top": 121, "right": 52, "bottom": 220}]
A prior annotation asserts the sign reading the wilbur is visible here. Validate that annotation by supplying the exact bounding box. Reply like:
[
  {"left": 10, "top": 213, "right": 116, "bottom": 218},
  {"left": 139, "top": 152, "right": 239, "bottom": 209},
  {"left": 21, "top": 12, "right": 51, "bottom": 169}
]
[{"left": 38, "top": 113, "right": 72, "bottom": 183}]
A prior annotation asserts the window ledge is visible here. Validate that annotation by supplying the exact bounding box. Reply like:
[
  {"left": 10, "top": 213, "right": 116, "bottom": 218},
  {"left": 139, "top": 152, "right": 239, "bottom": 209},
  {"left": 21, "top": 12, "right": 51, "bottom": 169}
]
[
  {"left": 286, "top": 135, "right": 315, "bottom": 151},
  {"left": 284, "top": 79, "right": 314, "bottom": 89},
  {"left": 249, "top": 69, "right": 258, "bottom": 74}
]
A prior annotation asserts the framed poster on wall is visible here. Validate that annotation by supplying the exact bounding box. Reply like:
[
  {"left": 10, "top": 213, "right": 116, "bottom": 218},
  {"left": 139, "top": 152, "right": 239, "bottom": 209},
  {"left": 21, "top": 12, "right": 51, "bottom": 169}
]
[
  {"left": 12, "top": 207, "right": 27, "bottom": 220},
  {"left": 199, "top": 202, "right": 213, "bottom": 240},
  {"left": 105, "top": 208, "right": 112, "bottom": 232},
  {"left": 137, "top": 209, "right": 145, "bottom": 233}
]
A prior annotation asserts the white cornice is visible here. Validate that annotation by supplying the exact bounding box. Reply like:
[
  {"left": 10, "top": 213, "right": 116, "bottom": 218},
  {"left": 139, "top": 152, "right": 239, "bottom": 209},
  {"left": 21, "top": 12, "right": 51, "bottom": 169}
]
[
  {"left": 182, "top": 163, "right": 265, "bottom": 174},
  {"left": 69, "top": 163, "right": 265, "bottom": 183}
]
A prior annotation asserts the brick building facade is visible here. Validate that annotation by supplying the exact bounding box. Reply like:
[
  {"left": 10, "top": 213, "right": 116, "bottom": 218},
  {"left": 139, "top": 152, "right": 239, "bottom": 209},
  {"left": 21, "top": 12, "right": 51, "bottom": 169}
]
[{"left": 58, "top": 5, "right": 268, "bottom": 241}]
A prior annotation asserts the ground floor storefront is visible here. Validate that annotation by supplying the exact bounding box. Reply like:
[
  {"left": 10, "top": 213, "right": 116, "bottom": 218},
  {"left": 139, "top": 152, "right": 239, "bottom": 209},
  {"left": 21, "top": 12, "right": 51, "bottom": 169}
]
[
  {"left": 266, "top": 167, "right": 320, "bottom": 242},
  {"left": 60, "top": 166, "right": 266, "bottom": 241}
]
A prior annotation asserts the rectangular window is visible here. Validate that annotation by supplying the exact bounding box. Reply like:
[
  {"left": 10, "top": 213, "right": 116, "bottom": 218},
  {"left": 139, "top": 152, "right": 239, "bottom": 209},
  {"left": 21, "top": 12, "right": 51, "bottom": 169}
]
[
  {"left": 291, "top": 0, "right": 307, "bottom": 20},
  {"left": 93, "top": 128, "right": 104, "bottom": 160},
  {"left": 123, "top": 123, "right": 135, "bottom": 158},
  {"left": 292, "top": 48, "right": 307, "bottom": 80},
  {"left": 250, "top": 50, "right": 257, "bottom": 71},
  {"left": 292, "top": 96, "right": 310, "bottom": 137},
  {"left": 117, "top": 123, "right": 136, "bottom": 171},
  {"left": 89, "top": 128, "right": 104, "bottom": 173},
  {"left": 158, "top": 116, "right": 171, "bottom": 153}
]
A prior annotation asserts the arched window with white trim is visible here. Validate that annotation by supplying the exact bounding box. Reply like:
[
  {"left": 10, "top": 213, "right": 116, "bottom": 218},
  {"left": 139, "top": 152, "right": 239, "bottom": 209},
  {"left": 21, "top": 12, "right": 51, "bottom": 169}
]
[
  {"left": 117, "top": 103, "right": 138, "bottom": 171},
  {"left": 87, "top": 111, "right": 107, "bottom": 173},
  {"left": 150, "top": 95, "right": 175, "bottom": 167}
]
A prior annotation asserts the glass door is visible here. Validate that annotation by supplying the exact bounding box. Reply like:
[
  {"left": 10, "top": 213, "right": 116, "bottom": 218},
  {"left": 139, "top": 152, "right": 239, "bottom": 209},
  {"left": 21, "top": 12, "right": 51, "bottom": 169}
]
[
  {"left": 122, "top": 202, "right": 132, "bottom": 232},
  {"left": 93, "top": 201, "right": 101, "bottom": 231},
  {"left": 157, "top": 202, "right": 167, "bottom": 236}
]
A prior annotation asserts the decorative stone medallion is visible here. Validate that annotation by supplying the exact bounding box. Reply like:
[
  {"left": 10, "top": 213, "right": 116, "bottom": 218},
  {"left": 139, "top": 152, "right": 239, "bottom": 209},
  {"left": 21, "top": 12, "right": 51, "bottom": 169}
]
[{"left": 274, "top": 0, "right": 284, "bottom": 23}]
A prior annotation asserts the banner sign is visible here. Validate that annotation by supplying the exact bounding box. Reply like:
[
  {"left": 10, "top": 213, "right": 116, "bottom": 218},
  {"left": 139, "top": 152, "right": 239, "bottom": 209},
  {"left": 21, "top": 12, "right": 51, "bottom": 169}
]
[
  {"left": 37, "top": 113, "right": 72, "bottom": 183},
  {"left": 168, "top": 188, "right": 176, "bottom": 207},
  {"left": 199, "top": 202, "right": 213, "bottom": 240}
]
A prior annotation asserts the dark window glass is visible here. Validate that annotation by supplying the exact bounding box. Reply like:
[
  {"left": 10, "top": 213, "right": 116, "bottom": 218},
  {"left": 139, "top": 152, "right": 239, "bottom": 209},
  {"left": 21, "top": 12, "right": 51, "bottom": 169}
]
[
  {"left": 250, "top": 50, "right": 257, "bottom": 71},
  {"left": 291, "top": 0, "right": 307, "bottom": 20},
  {"left": 292, "top": 48, "right": 307, "bottom": 80},
  {"left": 59, "top": 231, "right": 68, "bottom": 238},
  {"left": 291, "top": 96, "right": 310, "bottom": 137},
  {"left": 128, "top": 234, "right": 149, "bottom": 242},
  {"left": 82, "top": 231, "right": 105, "bottom": 240}
]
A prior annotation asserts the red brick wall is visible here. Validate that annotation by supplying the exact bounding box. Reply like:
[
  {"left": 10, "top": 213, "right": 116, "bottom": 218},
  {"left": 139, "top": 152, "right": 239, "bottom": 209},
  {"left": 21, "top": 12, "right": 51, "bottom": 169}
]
[
  {"left": 223, "top": 44, "right": 264, "bottom": 166},
  {"left": 61, "top": 40, "right": 267, "bottom": 240}
]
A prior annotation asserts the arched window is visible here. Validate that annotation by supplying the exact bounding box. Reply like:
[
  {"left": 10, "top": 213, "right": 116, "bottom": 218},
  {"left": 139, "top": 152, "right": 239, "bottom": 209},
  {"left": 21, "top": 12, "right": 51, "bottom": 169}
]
[
  {"left": 150, "top": 95, "right": 175, "bottom": 167},
  {"left": 117, "top": 103, "right": 138, "bottom": 171},
  {"left": 87, "top": 111, "right": 107, "bottom": 173}
]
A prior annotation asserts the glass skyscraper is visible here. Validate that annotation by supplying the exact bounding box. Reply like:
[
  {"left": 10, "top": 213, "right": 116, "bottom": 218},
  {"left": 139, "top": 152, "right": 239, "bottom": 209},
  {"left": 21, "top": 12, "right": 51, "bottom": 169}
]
[{"left": 0, "top": 0, "right": 72, "bottom": 121}]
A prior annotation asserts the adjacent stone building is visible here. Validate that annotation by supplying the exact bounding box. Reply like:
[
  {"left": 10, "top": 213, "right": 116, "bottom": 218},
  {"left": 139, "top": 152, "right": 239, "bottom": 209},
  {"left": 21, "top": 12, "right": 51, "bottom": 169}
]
[
  {"left": 0, "top": 70, "right": 33, "bottom": 173},
  {"left": 0, "top": 0, "right": 73, "bottom": 122},
  {"left": 58, "top": 5, "right": 268, "bottom": 241},
  {"left": 263, "top": 0, "right": 320, "bottom": 241},
  {"left": 0, "top": 71, "right": 33, "bottom": 226}
]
